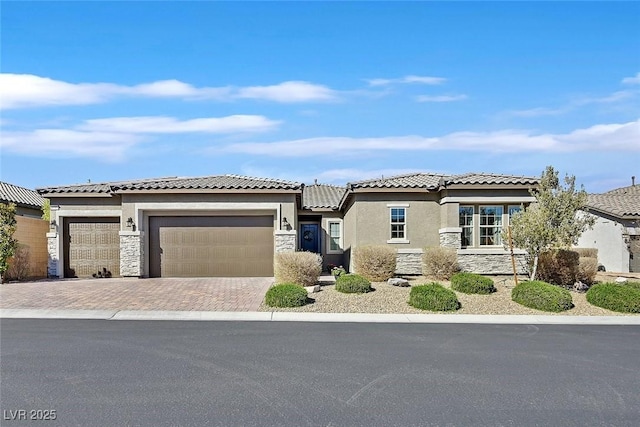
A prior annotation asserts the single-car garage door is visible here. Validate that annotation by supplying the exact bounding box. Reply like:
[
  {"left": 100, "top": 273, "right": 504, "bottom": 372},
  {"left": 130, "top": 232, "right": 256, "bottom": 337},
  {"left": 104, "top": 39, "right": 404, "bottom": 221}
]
[
  {"left": 149, "top": 216, "right": 274, "bottom": 277},
  {"left": 64, "top": 217, "right": 120, "bottom": 278}
]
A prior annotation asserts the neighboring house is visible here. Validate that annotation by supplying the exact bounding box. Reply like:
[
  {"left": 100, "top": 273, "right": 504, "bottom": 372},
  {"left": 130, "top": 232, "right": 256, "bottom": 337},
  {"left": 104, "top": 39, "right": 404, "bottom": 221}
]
[
  {"left": 37, "top": 172, "right": 538, "bottom": 279},
  {"left": 577, "top": 182, "right": 640, "bottom": 273},
  {"left": 0, "top": 181, "right": 49, "bottom": 279}
]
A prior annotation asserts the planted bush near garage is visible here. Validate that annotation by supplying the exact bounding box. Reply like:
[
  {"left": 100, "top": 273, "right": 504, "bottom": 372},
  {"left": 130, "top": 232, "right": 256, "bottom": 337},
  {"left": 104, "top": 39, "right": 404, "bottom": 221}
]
[
  {"left": 264, "top": 283, "right": 308, "bottom": 308},
  {"left": 274, "top": 251, "right": 322, "bottom": 287},
  {"left": 586, "top": 283, "right": 640, "bottom": 313},
  {"left": 450, "top": 272, "right": 496, "bottom": 294},
  {"left": 335, "top": 274, "right": 372, "bottom": 294},
  {"left": 408, "top": 283, "right": 460, "bottom": 311},
  {"left": 511, "top": 281, "right": 573, "bottom": 312}
]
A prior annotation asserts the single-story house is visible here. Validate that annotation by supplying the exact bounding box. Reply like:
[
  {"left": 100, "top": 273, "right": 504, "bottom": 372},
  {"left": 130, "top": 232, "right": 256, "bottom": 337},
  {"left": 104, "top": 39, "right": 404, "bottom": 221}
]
[
  {"left": 577, "top": 182, "right": 640, "bottom": 273},
  {"left": 0, "top": 181, "right": 49, "bottom": 279},
  {"left": 37, "top": 172, "right": 539, "bottom": 279}
]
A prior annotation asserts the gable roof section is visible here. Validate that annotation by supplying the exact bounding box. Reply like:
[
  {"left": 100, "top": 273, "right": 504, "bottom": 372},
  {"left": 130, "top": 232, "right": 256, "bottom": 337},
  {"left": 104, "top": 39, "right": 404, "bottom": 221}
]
[
  {"left": 348, "top": 173, "right": 445, "bottom": 189},
  {"left": 38, "top": 174, "right": 303, "bottom": 195},
  {"left": 586, "top": 184, "right": 640, "bottom": 219},
  {"left": 302, "top": 184, "right": 345, "bottom": 209},
  {"left": 447, "top": 172, "right": 539, "bottom": 186},
  {"left": 0, "top": 181, "right": 46, "bottom": 209},
  {"left": 604, "top": 184, "right": 640, "bottom": 196}
]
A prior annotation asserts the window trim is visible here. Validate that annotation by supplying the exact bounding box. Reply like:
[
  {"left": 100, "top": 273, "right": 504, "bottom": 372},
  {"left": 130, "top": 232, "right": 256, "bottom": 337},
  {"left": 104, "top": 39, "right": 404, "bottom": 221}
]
[
  {"left": 388, "top": 206, "right": 409, "bottom": 243},
  {"left": 326, "top": 219, "right": 343, "bottom": 254},
  {"left": 459, "top": 205, "right": 474, "bottom": 248}
]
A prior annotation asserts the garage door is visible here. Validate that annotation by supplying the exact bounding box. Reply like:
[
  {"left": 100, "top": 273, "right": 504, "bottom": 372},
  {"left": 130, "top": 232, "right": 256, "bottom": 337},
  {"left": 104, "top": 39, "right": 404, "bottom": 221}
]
[
  {"left": 64, "top": 217, "right": 120, "bottom": 278},
  {"left": 149, "top": 216, "right": 274, "bottom": 277},
  {"left": 630, "top": 236, "right": 640, "bottom": 273}
]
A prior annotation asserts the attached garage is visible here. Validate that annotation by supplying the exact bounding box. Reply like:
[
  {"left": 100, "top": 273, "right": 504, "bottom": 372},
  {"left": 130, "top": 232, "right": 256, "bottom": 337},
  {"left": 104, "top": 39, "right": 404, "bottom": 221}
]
[
  {"left": 149, "top": 216, "right": 274, "bottom": 277},
  {"left": 63, "top": 217, "right": 120, "bottom": 278}
]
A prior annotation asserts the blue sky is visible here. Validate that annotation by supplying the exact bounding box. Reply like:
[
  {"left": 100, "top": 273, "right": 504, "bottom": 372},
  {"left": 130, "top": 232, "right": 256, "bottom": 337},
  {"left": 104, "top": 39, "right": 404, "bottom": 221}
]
[{"left": 1, "top": 1, "right": 638, "bottom": 192}]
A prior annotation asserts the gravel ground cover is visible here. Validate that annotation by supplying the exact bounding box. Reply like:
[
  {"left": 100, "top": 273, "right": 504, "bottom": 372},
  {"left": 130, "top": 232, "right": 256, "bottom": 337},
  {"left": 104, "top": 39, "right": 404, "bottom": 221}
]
[{"left": 259, "top": 274, "right": 640, "bottom": 316}]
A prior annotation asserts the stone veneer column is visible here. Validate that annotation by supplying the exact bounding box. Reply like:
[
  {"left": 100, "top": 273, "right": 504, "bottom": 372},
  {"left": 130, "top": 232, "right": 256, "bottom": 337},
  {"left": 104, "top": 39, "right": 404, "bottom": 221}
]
[
  {"left": 46, "top": 232, "right": 59, "bottom": 278},
  {"left": 274, "top": 231, "right": 297, "bottom": 253},
  {"left": 439, "top": 227, "right": 462, "bottom": 249},
  {"left": 120, "top": 231, "right": 144, "bottom": 277}
]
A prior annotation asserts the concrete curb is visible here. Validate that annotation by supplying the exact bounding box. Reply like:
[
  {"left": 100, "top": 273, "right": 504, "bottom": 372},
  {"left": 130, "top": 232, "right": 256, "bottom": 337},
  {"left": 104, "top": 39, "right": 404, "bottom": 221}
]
[{"left": 1, "top": 309, "right": 639, "bottom": 325}]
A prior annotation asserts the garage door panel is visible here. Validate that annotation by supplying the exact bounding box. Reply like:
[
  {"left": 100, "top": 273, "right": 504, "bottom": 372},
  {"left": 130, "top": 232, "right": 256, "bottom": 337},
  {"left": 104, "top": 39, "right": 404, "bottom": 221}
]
[
  {"left": 149, "top": 216, "right": 274, "bottom": 277},
  {"left": 64, "top": 217, "right": 120, "bottom": 278}
]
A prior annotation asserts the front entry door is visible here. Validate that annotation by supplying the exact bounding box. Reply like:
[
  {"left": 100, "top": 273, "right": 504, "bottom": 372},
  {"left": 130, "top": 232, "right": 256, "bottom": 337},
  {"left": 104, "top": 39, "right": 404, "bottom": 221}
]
[{"left": 300, "top": 223, "right": 320, "bottom": 253}]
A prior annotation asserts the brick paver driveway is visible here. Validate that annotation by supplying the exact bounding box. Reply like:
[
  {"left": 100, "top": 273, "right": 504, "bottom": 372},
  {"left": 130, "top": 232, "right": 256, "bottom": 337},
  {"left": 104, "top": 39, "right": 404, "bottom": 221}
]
[{"left": 0, "top": 277, "right": 274, "bottom": 311}]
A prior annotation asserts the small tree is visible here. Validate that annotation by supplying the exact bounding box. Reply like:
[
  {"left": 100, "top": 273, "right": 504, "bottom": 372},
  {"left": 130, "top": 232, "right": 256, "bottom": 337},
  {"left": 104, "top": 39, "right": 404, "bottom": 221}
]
[
  {"left": 1, "top": 203, "right": 18, "bottom": 283},
  {"left": 506, "top": 166, "right": 595, "bottom": 280},
  {"left": 41, "top": 198, "right": 51, "bottom": 222}
]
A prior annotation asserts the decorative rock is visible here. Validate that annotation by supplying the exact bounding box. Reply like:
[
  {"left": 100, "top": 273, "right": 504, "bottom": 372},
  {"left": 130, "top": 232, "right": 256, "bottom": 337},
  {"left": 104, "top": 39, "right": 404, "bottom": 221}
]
[
  {"left": 615, "top": 277, "right": 629, "bottom": 283},
  {"left": 388, "top": 278, "right": 410, "bottom": 287},
  {"left": 305, "top": 285, "right": 321, "bottom": 293},
  {"left": 573, "top": 281, "right": 589, "bottom": 293}
]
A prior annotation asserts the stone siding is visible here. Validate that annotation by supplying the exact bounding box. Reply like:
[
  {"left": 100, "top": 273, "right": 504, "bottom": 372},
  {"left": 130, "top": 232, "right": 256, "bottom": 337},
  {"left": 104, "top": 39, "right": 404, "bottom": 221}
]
[
  {"left": 395, "top": 249, "right": 423, "bottom": 275},
  {"left": 439, "top": 228, "right": 462, "bottom": 249},
  {"left": 457, "top": 251, "right": 528, "bottom": 275},
  {"left": 120, "top": 232, "right": 144, "bottom": 277},
  {"left": 46, "top": 232, "right": 58, "bottom": 278},
  {"left": 275, "top": 231, "right": 297, "bottom": 253}
]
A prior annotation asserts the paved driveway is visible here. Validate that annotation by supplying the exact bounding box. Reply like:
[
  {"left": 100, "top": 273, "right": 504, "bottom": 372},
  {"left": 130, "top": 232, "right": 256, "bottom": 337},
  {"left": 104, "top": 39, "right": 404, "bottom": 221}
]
[{"left": 0, "top": 277, "right": 274, "bottom": 311}]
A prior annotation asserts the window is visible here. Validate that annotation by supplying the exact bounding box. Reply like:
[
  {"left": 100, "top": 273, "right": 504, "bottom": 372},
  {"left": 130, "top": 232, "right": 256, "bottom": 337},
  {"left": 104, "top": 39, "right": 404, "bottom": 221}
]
[
  {"left": 459, "top": 206, "right": 474, "bottom": 247},
  {"left": 390, "top": 207, "right": 406, "bottom": 240},
  {"left": 508, "top": 205, "right": 522, "bottom": 219},
  {"left": 327, "top": 220, "right": 342, "bottom": 253},
  {"left": 479, "top": 206, "right": 503, "bottom": 246}
]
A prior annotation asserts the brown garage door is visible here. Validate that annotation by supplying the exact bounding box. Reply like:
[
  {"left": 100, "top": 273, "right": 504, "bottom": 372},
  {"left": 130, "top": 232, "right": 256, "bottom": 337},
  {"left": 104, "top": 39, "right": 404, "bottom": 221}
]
[
  {"left": 149, "top": 216, "right": 274, "bottom": 277},
  {"left": 64, "top": 217, "right": 120, "bottom": 278},
  {"left": 630, "top": 236, "right": 640, "bottom": 273}
]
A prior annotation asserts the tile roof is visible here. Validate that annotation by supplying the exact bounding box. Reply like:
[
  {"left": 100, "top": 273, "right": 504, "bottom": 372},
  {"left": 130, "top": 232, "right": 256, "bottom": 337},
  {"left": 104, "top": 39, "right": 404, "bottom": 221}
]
[
  {"left": 0, "top": 181, "right": 46, "bottom": 208},
  {"left": 604, "top": 184, "right": 640, "bottom": 196},
  {"left": 586, "top": 194, "right": 640, "bottom": 218},
  {"left": 302, "top": 184, "right": 346, "bottom": 209},
  {"left": 347, "top": 172, "right": 538, "bottom": 189},
  {"left": 38, "top": 175, "right": 303, "bottom": 194}
]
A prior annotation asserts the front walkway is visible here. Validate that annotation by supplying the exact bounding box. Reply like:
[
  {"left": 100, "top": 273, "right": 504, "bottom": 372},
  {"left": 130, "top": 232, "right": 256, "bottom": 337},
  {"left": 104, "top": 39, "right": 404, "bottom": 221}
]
[{"left": 0, "top": 277, "right": 274, "bottom": 312}]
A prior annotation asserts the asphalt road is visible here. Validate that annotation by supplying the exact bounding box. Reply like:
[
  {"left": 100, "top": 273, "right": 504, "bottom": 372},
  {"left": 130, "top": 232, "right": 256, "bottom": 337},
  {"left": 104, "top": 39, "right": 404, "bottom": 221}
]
[{"left": 1, "top": 320, "right": 638, "bottom": 427}]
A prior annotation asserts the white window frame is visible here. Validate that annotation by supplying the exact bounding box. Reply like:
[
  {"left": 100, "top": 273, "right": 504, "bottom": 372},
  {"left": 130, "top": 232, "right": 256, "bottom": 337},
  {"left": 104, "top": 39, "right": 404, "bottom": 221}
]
[
  {"left": 387, "top": 204, "right": 410, "bottom": 244},
  {"left": 326, "top": 219, "right": 343, "bottom": 254},
  {"left": 479, "top": 205, "right": 503, "bottom": 247},
  {"left": 459, "top": 205, "right": 474, "bottom": 248}
]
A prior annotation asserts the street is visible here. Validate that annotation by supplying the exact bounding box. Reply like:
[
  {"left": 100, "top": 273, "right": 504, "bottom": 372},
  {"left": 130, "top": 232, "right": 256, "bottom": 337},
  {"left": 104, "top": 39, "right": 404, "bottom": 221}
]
[{"left": 1, "top": 320, "right": 639, "bottom": 427}]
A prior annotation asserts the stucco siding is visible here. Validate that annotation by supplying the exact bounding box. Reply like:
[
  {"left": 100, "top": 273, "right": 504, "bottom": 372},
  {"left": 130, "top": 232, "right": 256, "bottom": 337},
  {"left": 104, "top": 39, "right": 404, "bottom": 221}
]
[{"left": 577, "top": 212, "right": 631, "bottom": 273}]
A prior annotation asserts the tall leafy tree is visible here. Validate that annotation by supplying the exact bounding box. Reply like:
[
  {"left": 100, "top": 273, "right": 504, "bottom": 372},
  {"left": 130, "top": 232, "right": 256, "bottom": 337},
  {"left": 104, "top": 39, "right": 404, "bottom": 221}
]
[
  {"left": 0, "top": 203, "right": 18, "bottom": 283},
  {"left": 507, "top": 166, "right": 595, "bottom": 280}
]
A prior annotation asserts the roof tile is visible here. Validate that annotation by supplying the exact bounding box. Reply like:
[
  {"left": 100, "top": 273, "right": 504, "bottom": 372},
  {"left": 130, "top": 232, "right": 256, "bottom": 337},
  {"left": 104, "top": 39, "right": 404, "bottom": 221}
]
[
  {"left": 302, "top": 184, "right": 345, "bottom": 209},
  {"left": 0, "top": 181, "right": 46, "bottom": 208}
]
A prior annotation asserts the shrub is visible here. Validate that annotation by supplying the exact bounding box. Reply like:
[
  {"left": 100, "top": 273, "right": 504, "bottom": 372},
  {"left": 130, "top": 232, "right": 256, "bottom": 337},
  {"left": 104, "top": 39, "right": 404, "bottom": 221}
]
[
  {"left": 577, "top": 257, "right": 598, "bottom": 285},
  {"left": 624, "top": 281, "right": 640, "bottom": 290},
  {"left": 586, "top": 283, "right": 640, "bottom": 313},
  {"left": 450, "top": 272, "right": 496, "bottom": 294},
  {"left": 353, "top": 245, "right": 396, "bottom": 281},
  {"left": 422, "top": 247, "right": 459, "bottom": 280},
  {"left": 331, "top": 266, "right": 346, "bottom": 277},
  {"left": 5, "top": 244, "right": 31, "bottom": 281},
  {"left": 335, "top": 274, "right": 372, "bottom": 294},
  {"left": 573, "top": 247, "right": 598, "bottom": 259},
  {"left": 264, "top": 283, "right": 308, "bottom": 308},
  {"left": 537, "top": 249, "right": 579, "bottom": 288},
  {"left": 274, "top": 251, "right": 322, "bottom": 287},
  {"left": 409, "top": 283, "right": 460, "bottom": 311},
  {"left": 511, "top": 281, "right": 574, "bottom": 312}
]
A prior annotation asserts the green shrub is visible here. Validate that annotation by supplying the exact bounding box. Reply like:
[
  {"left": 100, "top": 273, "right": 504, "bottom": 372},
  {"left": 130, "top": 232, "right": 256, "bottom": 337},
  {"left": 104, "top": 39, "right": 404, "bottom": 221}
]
[
  {"left": 274, "top": 251, "right": 322, "bottom": 287},
  {"left": 335, "top": 274, "right": 372, "bottom": 294},
  {"left": 331, "top": 266, "right": 346, "bottom": 277},
  {"left": 537, "top": 249, "right": 579, "bottom": 288},
  {"left": 586, "top": 283, "right": 640, "bottom": 313},
  {"left": 353, "top": 245, "right": 396, "bottom": 281},
  {"left": 408, "top": 283, "right": 460, "bottom": 311},
  {"left": 450, "top": 272, "right": 496, "bottom": 294},
  {"left": 422, "top": 247, "right": 459, "bottom": 280},
  {"left": 577, "top": 257, "right": 598, "bottom": 285},
  {"left": 624, "top": 281, "right": 640, "bottom": 290},
  {"left": 264, "top": 283, "right": 308, "bottom": 308},
  {"left": 511, "top": 281, "right": 574, "bottom": 312}
]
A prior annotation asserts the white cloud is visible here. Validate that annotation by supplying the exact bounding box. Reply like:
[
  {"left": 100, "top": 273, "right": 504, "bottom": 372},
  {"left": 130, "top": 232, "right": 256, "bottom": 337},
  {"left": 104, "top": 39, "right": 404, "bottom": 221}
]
[
  {"left": 0, "top": 129, "right": 143, "bottom": 161},
  {"left": 622, "top": 72, "right": 640, "bottom": 85},
  {"left": 0, "top": 74, "right": 338, "bottom": 109},
  {"left": 223, "top": 120, "right": 640, "bottom": 157},
  {"left": 508, "top": 107, "right": 569, "bottom": 118},
  {"left": 416, "top": 94, "right": 468, "bottom": 103},
  {"left": 367, "top": 75, "right": 447, "bottom": 86},
  {"left": 236, "top": 81, "right": 337, "bottom": 102},
  {"left": 78, "top": 115, "right": 281, "bottom": 134},
  {"left": 507, "top": 90, "right": 637, "bottom": 117}
]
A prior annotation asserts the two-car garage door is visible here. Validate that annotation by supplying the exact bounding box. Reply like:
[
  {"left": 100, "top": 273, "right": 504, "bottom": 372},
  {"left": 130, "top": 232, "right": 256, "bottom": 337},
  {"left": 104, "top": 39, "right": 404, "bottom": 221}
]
[{"left": 148, "top": 216, "right": 274, "bottom": 277}]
